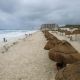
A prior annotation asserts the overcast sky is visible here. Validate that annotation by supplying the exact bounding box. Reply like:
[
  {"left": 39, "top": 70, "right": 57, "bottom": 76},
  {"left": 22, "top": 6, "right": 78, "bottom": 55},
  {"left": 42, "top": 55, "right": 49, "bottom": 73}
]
[{"left": 0, "top": 0, "right": 80, "bottom": 29}]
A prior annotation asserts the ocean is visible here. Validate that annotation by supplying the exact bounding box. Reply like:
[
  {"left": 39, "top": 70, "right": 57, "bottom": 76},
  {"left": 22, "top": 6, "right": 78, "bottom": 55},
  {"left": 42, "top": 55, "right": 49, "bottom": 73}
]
[{"left": 0, "top": 30, "right": 37, "bottom": 42}]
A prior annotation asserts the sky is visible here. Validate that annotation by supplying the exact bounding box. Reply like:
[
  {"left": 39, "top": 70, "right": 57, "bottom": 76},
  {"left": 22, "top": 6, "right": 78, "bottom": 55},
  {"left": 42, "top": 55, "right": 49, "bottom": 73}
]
[{"left": 0, "top": 0, "right": 80, "bottom": 29}]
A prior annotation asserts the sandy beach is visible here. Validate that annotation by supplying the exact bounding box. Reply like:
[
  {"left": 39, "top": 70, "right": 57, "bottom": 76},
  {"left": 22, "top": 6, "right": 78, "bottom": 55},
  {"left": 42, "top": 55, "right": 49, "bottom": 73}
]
[{"left": 0, "top": 31, "right": 57, "bottom": 80}]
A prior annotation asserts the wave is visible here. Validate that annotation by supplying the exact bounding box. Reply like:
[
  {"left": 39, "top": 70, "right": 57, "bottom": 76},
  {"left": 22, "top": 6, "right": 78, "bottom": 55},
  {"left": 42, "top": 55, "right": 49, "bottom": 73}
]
[{"left": 0, "top": 30, "right": 37, "bottom": 41}]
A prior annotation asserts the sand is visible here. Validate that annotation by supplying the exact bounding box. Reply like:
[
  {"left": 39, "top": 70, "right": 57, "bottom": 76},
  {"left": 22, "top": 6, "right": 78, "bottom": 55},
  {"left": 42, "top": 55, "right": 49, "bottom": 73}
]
[
  {"left": 50, "top": 31, "right": 80, "bottom": 53},
  {"left": 0, "top": 31, "right": 56, "bottom": 80}
]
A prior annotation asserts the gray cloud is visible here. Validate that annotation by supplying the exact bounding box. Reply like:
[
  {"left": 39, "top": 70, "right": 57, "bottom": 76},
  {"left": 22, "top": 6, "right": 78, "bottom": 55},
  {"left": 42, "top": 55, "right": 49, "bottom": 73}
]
[{"left": 0, "top": 0, "right": 80, "bottom": 29}]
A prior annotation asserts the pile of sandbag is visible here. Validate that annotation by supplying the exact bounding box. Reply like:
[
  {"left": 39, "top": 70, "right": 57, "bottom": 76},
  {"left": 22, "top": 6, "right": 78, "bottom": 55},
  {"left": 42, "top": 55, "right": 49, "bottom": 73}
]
[
  {"left": 42, "top": 30, "right": 80, "bottom": 80},
  {"left": 49, "top": 40, "right": 79, "bottom": 64},
  {"left": 43, "top": 30, "right": 61, "bottom": 50},
  {"left": 55, "top": 62, "right": 80, "bottom": 80},
  {"left": 43, "top": 30, "right": 80, "bottom": 65},
  {"left": 44, "top": 39, "right": 61, "bottom": 50},
  {"left": 42, "top": 30, "right": 58, "bottom": 40}
]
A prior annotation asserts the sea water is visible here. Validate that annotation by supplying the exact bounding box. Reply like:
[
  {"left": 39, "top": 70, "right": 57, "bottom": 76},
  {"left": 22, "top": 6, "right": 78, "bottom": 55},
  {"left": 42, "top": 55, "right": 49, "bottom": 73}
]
[{"left": 0, "top": 30, "right": 37, "bottom": 42}]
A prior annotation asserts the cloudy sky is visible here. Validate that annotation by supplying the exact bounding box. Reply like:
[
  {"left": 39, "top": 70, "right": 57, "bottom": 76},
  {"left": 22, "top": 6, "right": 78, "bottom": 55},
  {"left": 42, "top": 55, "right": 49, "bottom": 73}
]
[{"left": 0, "top": 0, "right": 80, "bottom": 29}]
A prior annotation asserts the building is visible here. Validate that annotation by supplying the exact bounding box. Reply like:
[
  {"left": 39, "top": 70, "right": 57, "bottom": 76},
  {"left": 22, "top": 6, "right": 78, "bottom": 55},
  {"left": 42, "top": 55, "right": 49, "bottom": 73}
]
[
  {"left": 40, "top": 24, "right": 59, "bottom": 31},
  {"left": 60, "top": 25, "right": 80, "bottom": 32}
]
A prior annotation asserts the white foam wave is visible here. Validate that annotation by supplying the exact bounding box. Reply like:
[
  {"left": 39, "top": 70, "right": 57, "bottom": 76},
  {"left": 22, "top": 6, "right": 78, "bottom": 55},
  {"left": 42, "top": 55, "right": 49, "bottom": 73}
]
[{"left": 0, "top": 30, "right": 37, "bottom": 42}]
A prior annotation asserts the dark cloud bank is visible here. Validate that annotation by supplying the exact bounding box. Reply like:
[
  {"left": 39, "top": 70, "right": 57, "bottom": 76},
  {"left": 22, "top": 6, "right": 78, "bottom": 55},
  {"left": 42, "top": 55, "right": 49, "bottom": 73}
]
[{"left": 0, "top": 0, "right": 80, "bottom": 29}]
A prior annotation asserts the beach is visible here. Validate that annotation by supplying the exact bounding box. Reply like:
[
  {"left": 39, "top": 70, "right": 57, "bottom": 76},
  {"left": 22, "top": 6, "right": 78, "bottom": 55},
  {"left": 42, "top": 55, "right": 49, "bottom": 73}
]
[
  {"left": 0, "top": 31, "right": 57, "bottom": 80},
  {"left": 0, "top": 30, "right": 37, "bottom": 53}
]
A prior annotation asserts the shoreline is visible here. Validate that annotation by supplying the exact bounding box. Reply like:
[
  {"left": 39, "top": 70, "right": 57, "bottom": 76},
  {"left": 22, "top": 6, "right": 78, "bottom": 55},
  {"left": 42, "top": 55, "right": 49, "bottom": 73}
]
[{"left": 0, "top": 31, "right": 37, "bottom": 54}]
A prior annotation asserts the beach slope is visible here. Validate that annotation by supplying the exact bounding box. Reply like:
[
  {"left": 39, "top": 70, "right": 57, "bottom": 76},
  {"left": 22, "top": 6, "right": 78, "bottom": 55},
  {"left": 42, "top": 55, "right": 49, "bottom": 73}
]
[{"left": 0, "top": 31, "right": 56, "bottom": 80}]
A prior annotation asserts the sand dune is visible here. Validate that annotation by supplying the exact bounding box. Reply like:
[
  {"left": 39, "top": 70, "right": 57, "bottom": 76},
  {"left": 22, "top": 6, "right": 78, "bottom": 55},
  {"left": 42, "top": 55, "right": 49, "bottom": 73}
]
[{"left": 0, "top": 31, "right": 56, "bottom": 80}]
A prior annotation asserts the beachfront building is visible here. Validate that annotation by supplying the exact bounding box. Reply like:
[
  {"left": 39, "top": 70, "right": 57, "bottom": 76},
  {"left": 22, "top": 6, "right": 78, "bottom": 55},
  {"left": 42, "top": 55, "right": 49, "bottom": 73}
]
[
  {"left": 40, "top": 24, "right": 59, "bottom": 31},
  {"left": 60, "top": 25, "right": 80, "bottom": 32}
]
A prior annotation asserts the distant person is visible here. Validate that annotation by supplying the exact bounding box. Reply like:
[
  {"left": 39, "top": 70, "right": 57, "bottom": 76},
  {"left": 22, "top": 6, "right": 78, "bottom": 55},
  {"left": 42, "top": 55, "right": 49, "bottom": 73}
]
[
  {"left": 6, "top": 39, "right": 7, "bottom": 42},
  {"left": 30, "top": 33, "right": 32, "bottom": 36},
  {"left": 3, "top": 38, "right": 7, "bottom": 42},
  {"left": 29, "top": 34, "right": 30, "bottom": 36},
  {"left": 25, "top": 34, "right": 28, "bottom": 38},
  {"left": 29, "top": 33, "right": 32, "bottom": 36},
  {"left": 70, "top": 36, "right": 72, "bottom": 41}
]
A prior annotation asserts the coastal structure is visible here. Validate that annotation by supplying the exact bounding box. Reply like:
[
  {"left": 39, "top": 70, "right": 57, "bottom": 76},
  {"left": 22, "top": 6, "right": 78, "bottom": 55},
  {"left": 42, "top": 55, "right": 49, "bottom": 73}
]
[
  {"left": 64, "top": 25, "right": 80, "bottom": 28},
  {"left": 60, "top": 25, "right": 80, "bottom": 31},
  {"left": 40, "top": 23, "right": 59, "bottom": 31}
]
